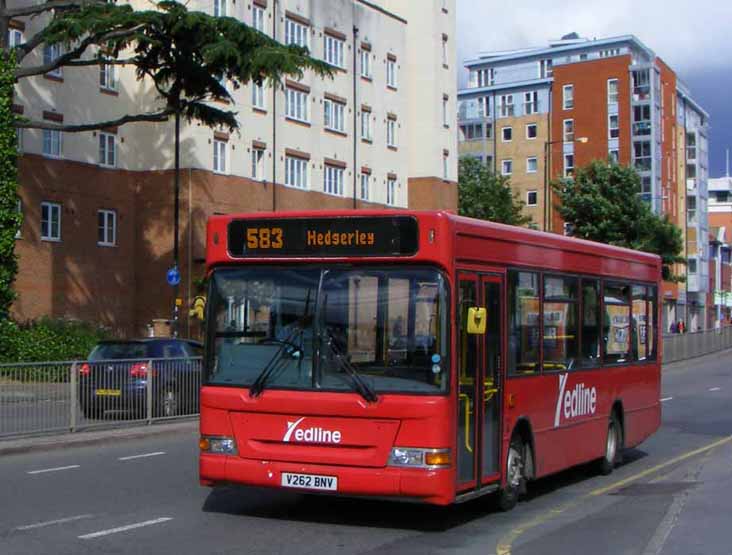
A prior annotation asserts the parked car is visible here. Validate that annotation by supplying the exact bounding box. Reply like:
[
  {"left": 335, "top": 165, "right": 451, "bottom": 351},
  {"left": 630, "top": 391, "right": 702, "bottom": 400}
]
[{"left": 78, "top": 338, "right": 203, "bottom": 419}]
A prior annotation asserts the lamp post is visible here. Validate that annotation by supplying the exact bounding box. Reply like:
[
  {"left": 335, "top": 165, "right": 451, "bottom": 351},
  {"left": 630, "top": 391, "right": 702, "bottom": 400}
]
[{"left": 543, "top": 136, "right": 589, "bottom": 232}]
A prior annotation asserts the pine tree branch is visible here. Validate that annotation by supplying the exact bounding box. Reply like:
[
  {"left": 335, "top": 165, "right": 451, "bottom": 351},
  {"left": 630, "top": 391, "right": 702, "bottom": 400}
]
[
  {"left": 2, "top": 0, "right": 105, "bottom": 19},
  {"left": 15, "top": 109, "right": 174, "bottom": 132},
  {"left": 63, "top": 57, "right": 134, "bottom": 67}
]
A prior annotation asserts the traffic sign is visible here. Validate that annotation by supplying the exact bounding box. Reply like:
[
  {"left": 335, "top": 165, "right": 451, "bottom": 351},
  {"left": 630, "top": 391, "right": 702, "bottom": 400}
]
[{"left": 167, "top": 266, "right": 181, "bottom": 287}]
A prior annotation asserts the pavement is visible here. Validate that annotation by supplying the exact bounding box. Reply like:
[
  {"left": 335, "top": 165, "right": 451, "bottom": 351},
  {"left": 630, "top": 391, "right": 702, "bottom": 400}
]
[{"left": 0, "top": 349, "right": 731, "bottom": 554}]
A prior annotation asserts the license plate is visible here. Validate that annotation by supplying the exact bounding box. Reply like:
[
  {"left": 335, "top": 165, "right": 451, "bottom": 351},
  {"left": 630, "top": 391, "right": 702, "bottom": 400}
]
[
  {"left": 281, "top": 472, "right": 337, "bottom": 491},
  {"left": 95, "top": 389, "right": 122, "bottom": 397}
]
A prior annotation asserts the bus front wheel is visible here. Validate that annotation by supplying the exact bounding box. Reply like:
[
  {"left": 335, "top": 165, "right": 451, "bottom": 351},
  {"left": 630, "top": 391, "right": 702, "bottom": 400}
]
[
  {"left": 598, "top": 413, "right": 621, "bottom": 476},
  {"left": 497, "top": 437, "right": 526, "bottom": 512}
]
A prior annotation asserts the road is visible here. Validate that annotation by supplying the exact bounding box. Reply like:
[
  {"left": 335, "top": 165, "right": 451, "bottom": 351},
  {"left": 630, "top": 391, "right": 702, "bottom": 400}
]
[{"left": 1, "top": 353, "right": 731, "bottom": 555}]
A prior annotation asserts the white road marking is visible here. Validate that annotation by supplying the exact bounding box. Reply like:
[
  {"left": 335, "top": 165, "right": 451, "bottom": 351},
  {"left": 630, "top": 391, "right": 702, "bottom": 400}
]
[
  {"left": 709, "top": 387, "right": 721, "bottom": 392},
  {"left": 661, "top": 397, "right": 673, "bottom": 402},
  {"left": 16, "top": 514, "right": 93, "bottom": 531},
  {"left": 78, "top": 517, "right": 173, "bottom": 539},
  {"left": 27, "top": 465, "right": 80, "bottom": 475},
  {"left": 118, "top": 451, "right": 166, "bottom": 461}
]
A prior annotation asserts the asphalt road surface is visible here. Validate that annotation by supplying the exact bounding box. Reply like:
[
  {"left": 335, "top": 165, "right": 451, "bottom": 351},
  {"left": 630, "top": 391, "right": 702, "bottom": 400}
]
[{"left": 1, "top": 353, "right": 731, "bottom": 555}]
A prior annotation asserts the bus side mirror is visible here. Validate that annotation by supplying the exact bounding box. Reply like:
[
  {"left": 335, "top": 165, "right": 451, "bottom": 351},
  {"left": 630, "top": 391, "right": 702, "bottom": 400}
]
[
  {"left": 467, "top": 307, "right": 487, "bottom": 335},
  {"left": 190, "top": 296, "right": 206, "bottom": 321}
]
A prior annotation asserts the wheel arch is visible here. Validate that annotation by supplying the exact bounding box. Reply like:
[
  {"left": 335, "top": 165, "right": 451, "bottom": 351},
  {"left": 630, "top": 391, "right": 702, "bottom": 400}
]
[{"left": 510, "top": 417, "right": 537, "bottom": 480}]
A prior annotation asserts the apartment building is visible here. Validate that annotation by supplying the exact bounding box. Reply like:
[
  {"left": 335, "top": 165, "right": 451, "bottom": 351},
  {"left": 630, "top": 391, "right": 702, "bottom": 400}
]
[
  {"left": 457, "top": 34, "right": 710, "bottom": 330},
  {"left": 11, "top": 0, "right": 457, "bottom": 336},
  {"left": 709, "top": 176, "right": 732, "bottom": 325}
]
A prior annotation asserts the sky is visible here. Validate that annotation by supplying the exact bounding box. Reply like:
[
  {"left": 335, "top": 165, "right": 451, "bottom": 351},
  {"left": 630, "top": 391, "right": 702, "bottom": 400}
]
[{"left": 456, "top": 0, "right": 732, "bottom": 177}]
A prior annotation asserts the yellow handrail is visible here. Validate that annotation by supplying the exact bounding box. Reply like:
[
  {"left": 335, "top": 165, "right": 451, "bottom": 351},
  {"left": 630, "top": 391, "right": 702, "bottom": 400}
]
[{"left": 458, "top": 393, "right": 473, "bottom": 453}]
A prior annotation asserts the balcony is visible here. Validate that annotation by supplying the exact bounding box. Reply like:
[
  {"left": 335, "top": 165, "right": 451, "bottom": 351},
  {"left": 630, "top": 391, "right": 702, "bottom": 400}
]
[
  {"left": 458, "top": 101, "right": 488, "bottom": 121},
  {"left": 632, "top": 121, "right": 652, "bottom": 136},
  {"left": 634, "top": 158, "right": 652, "bottom": 172},
  {"left": 632, "top": 85, "right": 651, "bottom": 102}
]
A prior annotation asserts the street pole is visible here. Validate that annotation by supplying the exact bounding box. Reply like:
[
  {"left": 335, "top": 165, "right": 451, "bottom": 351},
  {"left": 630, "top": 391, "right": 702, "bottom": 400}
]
[{"left": 173, "top": 110, "right": 180, "bottom": 336}]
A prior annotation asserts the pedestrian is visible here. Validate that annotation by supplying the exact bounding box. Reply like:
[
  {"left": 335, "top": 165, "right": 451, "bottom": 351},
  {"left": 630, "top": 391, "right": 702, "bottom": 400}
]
[
  {"left": 670, "top": 321, "right": 678, "bottom": 334},
  {"left": 678, "top": 320, "right": 685, "bottom": 334}
]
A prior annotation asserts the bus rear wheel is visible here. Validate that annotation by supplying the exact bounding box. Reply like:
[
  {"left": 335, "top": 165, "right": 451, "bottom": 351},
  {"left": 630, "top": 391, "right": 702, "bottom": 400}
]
[
  {"left": 598, "top": 413, "right": 621, "bottom": 476},
  {"left": 497, "top": 437, "right": 525, "bottom": 512}
]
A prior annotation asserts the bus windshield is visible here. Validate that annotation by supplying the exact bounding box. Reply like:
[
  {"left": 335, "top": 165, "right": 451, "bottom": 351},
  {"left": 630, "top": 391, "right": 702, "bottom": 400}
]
[{"left": 206, "top": 266, "right": 449, "bottom": 394}]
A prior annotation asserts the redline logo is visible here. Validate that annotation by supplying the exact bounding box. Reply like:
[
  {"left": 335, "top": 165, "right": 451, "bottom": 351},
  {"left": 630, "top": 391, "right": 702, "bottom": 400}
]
[
  {"left": 283, "top": 417, "right": 343, "bottom": 444},
  {"left": 554, "top": 373, "right": 597, "bottom": 428}
]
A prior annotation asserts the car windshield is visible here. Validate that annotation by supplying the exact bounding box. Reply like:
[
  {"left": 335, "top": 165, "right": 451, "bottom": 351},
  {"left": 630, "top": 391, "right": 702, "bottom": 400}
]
[
  {"left": 206, "top": 266, "right": 449, "bottom": 394},
  {"left": 89, "top": 342, "right": 150, "bottom": 360}
]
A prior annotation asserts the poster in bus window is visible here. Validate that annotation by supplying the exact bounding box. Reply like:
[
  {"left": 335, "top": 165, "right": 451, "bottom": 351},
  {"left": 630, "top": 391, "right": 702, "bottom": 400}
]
[
  {"left": 518, "top": 295, "right": 540, "bottom": 368},
  {"left": 632, "top": 299, "right": 648, "bottom": 359},
  {"left": 606, "top": 305, "right": 630, "bottom": 355}
]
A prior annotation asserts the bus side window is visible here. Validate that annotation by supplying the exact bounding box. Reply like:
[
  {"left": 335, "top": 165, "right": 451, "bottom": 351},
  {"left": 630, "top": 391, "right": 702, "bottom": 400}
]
[
  {"left": 632, "top": 285, "right": 648, "bottom": 361},
  {"left": 603, "top": 282, "right": 631, "bottom": 364},
  {"left": 543, "top": 275, "right": 578, "bottom": 372},
  {"left": 581, "top": 280, "right": 601, "bottom": 368},
  {"left": 508, "top": 271, "right": 540, "bottom": 375},
  {"left": 647, "top": 286, "right": 658, "bottom": 360}
]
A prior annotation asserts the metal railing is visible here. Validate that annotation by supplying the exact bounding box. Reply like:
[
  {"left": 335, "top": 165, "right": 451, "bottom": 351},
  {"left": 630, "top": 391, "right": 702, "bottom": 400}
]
[
  {"left": 663, "top": 327, "right": 732, "bottom": 364},
  {"left": 0, "top": 357, "right": 202, "bottom": 439}
]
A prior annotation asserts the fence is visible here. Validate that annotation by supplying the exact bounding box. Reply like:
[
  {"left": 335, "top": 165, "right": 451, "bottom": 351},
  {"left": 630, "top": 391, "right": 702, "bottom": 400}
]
[
  {"left": 663, "top": 327, "right": 732, "bottom": 364},
  {"left": 0, "top": 357, "right": 201, "bottom": 439}
]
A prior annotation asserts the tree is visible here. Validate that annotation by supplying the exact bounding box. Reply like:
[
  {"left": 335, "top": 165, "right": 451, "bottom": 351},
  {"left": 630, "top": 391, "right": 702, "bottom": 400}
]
[
  {"left": 552, "top": 160, "right": 685, "bottom": 281},
  {"left": 458, "top": 156, "right": 532, "bottom": 226},
  {"left": 0, "top": 51, "right": 18, "bottom": 318}
]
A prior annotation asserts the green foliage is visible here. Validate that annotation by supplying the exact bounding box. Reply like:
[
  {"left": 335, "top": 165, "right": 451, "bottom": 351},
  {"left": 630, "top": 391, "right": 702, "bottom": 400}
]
[
  {"left": 0, "top": 318, "right": 110, "bottom": 364},
  {"left": 0, "top": 51, "right": 19, "bottom": 319},
  {"left": 552, "top": 160, "right": 685, "bottom": 281},
  {"left": 458, "top": 157, "right": 532, "bottom": 226}
]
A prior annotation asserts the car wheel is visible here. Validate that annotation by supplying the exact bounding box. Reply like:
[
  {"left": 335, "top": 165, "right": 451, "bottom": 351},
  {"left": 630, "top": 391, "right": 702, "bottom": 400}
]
[
  {"left": 598, "top": 413, "right": 620, "bottom": 476},
  {"left": 497, "top": 436, "right": 525, "bottom": 512}
]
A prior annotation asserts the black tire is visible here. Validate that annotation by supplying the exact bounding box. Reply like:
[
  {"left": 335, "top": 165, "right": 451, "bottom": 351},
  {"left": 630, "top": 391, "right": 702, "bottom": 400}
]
[
  {"left": 156, "top": 385, "right": 179, "bottom": 417},
  {"left": 497, "top": 437, "right": 526, "bottom": 512},
  {"left": 598, "top": 413, "right": 621, "bottom": 476}
]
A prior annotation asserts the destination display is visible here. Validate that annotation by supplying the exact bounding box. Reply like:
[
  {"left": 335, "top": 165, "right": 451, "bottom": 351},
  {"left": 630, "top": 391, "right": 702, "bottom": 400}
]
[{"left": 227, "top": 216, "right": 419, "bottom": 258}]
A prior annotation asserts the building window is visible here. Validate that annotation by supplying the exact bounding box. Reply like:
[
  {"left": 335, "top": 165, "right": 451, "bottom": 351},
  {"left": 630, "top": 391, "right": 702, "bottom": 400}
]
[
  {"left": 526, "top": 157, "right": 538, "bottom": 174},
  {"left": 634, "top": 141, "right": 652, "bottom": 172},
  {"left": 539, "top": 58, "right": 553, "bottom": 78},
  {"left": 285, "top": 87, "right": 309, "bottom": 122},
  {"left": 687, "top": 196, "right": 697, "bottom": 224},
  {"left": 285, "top": 17, "right": 309, "bottom": 47},
  {"left": 609, "top": 149, "right": 619, "bottom": 163},
  {"left": 502, "top": 159, "right": 513, "bottom": 176},
  {"left": 524, "top": 91, "right": 538, "bottom": 115},
  {"left": 502, "top": 126, "right": 512, "bottom": 142},
  {"left": 43, "top": 43, "right": 63, "bottom": 78},
  {"left": 527, "top": 190, "right": 538, "bottom": 206},
  {"left": 499, "top": 94, "right": 514, "bottom": 117},
  {"left": 252, "top": 82, "right": 265, "bottom": 110},
  {"left": 324, "top": 165, "right": 345, "bottom": 196},
  {"left": 387, "top": 57, "right": 398, "bottom": 88},
  {"left": 477, "top": 68, "right": 495, "bottom": 87},
  {"left": 361, "top": 110, "right": 372, "bottom": 141},
  {"left": 213, "top": 139, "right": 227, "bottom": 174},
  {"left": 99, "top": 63, "right": 118, "bottom": 91},
  {"left": 41, "top": 202, "right": 61, "bottom": 242},
  {"left": 8, "top": 28, "right": 23, "bottom": 48},
  {"left": 563, "top": 119, "right": 574, "bottom": 142},
  {"left": 324, "top": 34, "right": 345, "bottom": 69},
  {"left": 387, "top": 177, "right": 396, "bottom": 206},
  {"left": 251, "top": 147, "right": 265, "bottom": 180},
  {"left": 387, "top": 118, "right": 397, "bottom": 148},
  {"left": 360, "top": 173, "right": 370, "bottom": 200},
  {"left": 98, "top": 132, "right": 116, "bottom": 167},
  {"left": 42, "top": 129, "right": 62, "bottom": 158},
  {"left": 442, "top": 96, "right": 449, "bottom": 127},
  {"left": 252, "top": 5, "right": 265, "bottom": 32},
  {"left": 564, "top": 154, "right": 574, "bottom": 178},
  {"left": 563, "top": 84, "right": 574, "bottom": 110},
  {"left": 607, "top": 78, "right": 619, "bottom": 104},
  {"left": 633, "top": 104, "right": 651, "bottom": 136},
  {"left": 442, "top": 35, "right": 448, "bottom": 66},
  {"left": 213, "top": 0, "right": 226, "bottom": 17},
  {"left": 632, "top": 70, "right": 650, "bottom": 100},
  {"left": 97, "top": 209, "right": 117, "bottom": 247},
  {"left": 609, "top": 114, "right": 620, "bottom": 139},
  {"left": 526, "top": 123, "right": 537, "bottom": 139},
  {"left": 443, "top": 152, "right": 449, "bottom": 179},
  {"left": 360, "top": 49, "right": 372, "bottom": 79},
  {"left": 324, "top": 98, "right": 345, "bottom": 133},
  {"left": 600, "top": 48, "right": 621, "bottom": 58},
  {"left": 285, "top": 155, "right": 308, "bottom": 189}
]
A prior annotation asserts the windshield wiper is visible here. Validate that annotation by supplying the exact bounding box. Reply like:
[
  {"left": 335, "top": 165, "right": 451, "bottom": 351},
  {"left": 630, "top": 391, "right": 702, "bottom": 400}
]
[{"left": 321, "top": 330, "right": 378, "bottom": 404}]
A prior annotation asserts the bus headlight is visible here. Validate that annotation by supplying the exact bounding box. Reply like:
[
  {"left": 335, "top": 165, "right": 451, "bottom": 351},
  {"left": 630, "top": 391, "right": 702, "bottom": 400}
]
[
  {"left": 388, "top": 448, "right": 451, "bottom": 468},
  {"left": 200, "top": 436, "right": 237, "bottom": 455}
]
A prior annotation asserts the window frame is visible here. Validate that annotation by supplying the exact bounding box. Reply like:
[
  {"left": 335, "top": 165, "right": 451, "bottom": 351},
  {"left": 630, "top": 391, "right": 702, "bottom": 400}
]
[
  {"left": 501, "top": 159, "right": 513, "bottom": 176},
  {"left": 607, "top": 78, "right": 619, "bottom": 104},
  {"left": 285, "top": 87, "right": 309, "bottom": 123},
  {"left": 324, "top": 34, "right": 345, "bottom": 69},
  {"left": 252, "top": 81, "right": 266, "bottom": 110},
  {"left": 42, "top": 129, "right": 62, "bottom": 158},
  {"left": 387, "top": 118, "right": 397, "bottom": 148},
  {"left": 285, "top": 155, "right": 309, "bottom": 189},
  {"left": 386, "top": 57, "right": 398, "bottom": 89},
  {"left": 213, "top": 138, "right": 227, "bottom": 174},
  {"left": 252, "top": 5, "right": 265, "bottom": 32},
  {"left": 323, "top": 164, "right": 345, "bottom": 196},
  {"left": 563, "top": 119, "right": 575, "bottom": 142},
  {"left": 562, "top": 84, "right": 574, "bottom": 110},
  {"left": 98, "top": 132, "right": 116, "bottom": 168},
  {"left": 40, "top": 201, "right": 62, "bottom": 242},
  {"left": 526, "top": 157, "right": 538, "bottom": 174},
  {"left": 97, "top": 208, "right": 117, "bottom": 247},
  {"left": 526, "top": 123, "right": 538, "bottom": 140},
  {"left": 324, "top": 98, "right": 346, "bottom": 133},
  {"left": 251, "top": 147, "right": 265, "bottom": 180},
  {"left": 527, "top": 190, "right": 538, "bottom": 206},
  {"left": 285, "top": 17, "right": 309, "bottom": 48},
  {"left": 386, "top": 177, "right": 397, "bottom": 206},
  {"left": 609, "top": 114, "right": 620, "bottom": 140}
]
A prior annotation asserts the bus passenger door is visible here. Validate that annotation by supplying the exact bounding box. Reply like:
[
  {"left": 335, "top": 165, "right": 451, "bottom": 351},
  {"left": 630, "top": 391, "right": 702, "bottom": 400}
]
[
  {"left": 481, "top": 276, "right": 503, "bottom": 481},
  {"left": 457, "top": 275, "right": 479, "bottom": 490}
]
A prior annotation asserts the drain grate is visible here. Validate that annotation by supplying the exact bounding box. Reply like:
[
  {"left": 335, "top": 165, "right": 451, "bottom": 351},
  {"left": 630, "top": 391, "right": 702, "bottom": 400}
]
[{"left": 610, "top": 482, "right": 700, "bottom": 496}]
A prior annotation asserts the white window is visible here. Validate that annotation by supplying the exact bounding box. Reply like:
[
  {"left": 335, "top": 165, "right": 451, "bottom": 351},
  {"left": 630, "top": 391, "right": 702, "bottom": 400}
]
[
  {"left": 442, "top": 36, "right": 448, "bottom": 66},
  {"left": 99, "top": 63, "right": 118, "bottom": 91},
  {"left": 97, "top": 209, "right": 117, "bottom": 247},
  {"left": 527, "top": 191, "right": 538, "bottom": 206},
  {"left": 8, "top": 29, "right": 23, "bottom": 48},
  {"left": 252, "top": 82, "right": 265, "bottom": 110},
  {"left": 501, "top": 127, "right": 512, "bottom": 142},
  {"left": 324, "top": 165, "right": 345, "bottom": 196},
  {"left": 285, "top": 18, "right": 309, "bottom": 48},
  {"left": 387, "top": 178, "right": 397, "bottom": 206},
  {"left": 477, "top": 68, "right": 495, "bottom": 87},
  {"left": 213, "top": 139, "right": 227, "bottom": 174},
  {"left": 442, "top": 96, "right": 449, "bottom": 127},
  {"left": 98, "top": 132, "right": 116, "bottom": 167},
  {"left": 502, "top": 159, "right": 513, "bottom": 176},
  {"left": 563, "top": 84, "right": 574, "bottom": 110},
  {"left": 600, "top": 48, "right": 621, "bottom": 58},
  {"left": 251, "top": 147, "right": 265, "bottom": 180},
  {"left": 285, "top": 155, "right": 308, "bottom": 189},
  {"left": 285, "top": 87, "right": 309, "bottom": 122},
  {"left": 607, "top": 79, "right": 619, "bottom": 104},
  {"left": 524, "top": 91, "right": 538, "bottom": 115},
  {"left": 564, "top": 154, "right": 575, "bottom": 178},
  {"left": 15, "top": 199, "right": 21, "bottom": 239},
  {"left": 539, "top": 59, "right": 553, "bottom": 79},
  {"left": 213, "top": 0, "right": 226, "bottom": 17},
  {"left": 360, "top": 49, "right": 372, "bottom": 78},
  {"left": 43, "top": 43, "right": 63, "bottom": 78},
  {"left": 387, "top": 57, "right": 398, "bottom": 88},
  {"left": 609, "top": 114, "right": 619, "bottom": 139},
  {"left": 499, "top": 94, "right": 514, "bottom": 117},
  {"left": 443, "top": 152, "right": 449, "bottom": 179},
  {"left": 324, "top": 98, "right": 345, "bottom": 133},
  {"left": 526, "top": 157, "right": 538, "bottom": 174},
  {"left": 387, "top": 118, "right": 397, "bottom": 148},
  {"left": 360, "top": 173, "right": 370, "bottom": 200},
  {"left": 252, "top": 5, "right": 265, "bottom": 32},
  {"left": 526, "top": 123, "right": 537, "bottom": 139},
  {"left": 609, "top": 149, "right": 619, "bottom": 163},
  {"left": 563, "top": 119, "right": 574, "bottom": 142},
  {"left": 41, "top": 202, "right": 61, "bottom": 241},
  {"left": 324, "top": 35, "right": 345, "bottom": 68},
  {"left": 361, "top": 110, "right": 372, "bottom": 141},
  {"left": 42, "top": 129, "right": 62, "bottom": 158}
]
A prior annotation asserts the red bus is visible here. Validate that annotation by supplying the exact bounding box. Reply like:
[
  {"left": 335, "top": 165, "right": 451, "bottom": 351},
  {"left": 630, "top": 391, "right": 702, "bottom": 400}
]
[{"left": 199, "top": 210, "right": 661, "bottom": 508}]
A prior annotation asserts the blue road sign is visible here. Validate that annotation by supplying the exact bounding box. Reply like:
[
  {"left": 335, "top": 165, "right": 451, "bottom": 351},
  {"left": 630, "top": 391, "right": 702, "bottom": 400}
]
[{"left": 167, "top": 266, "right": 181, "bottom": 287}]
